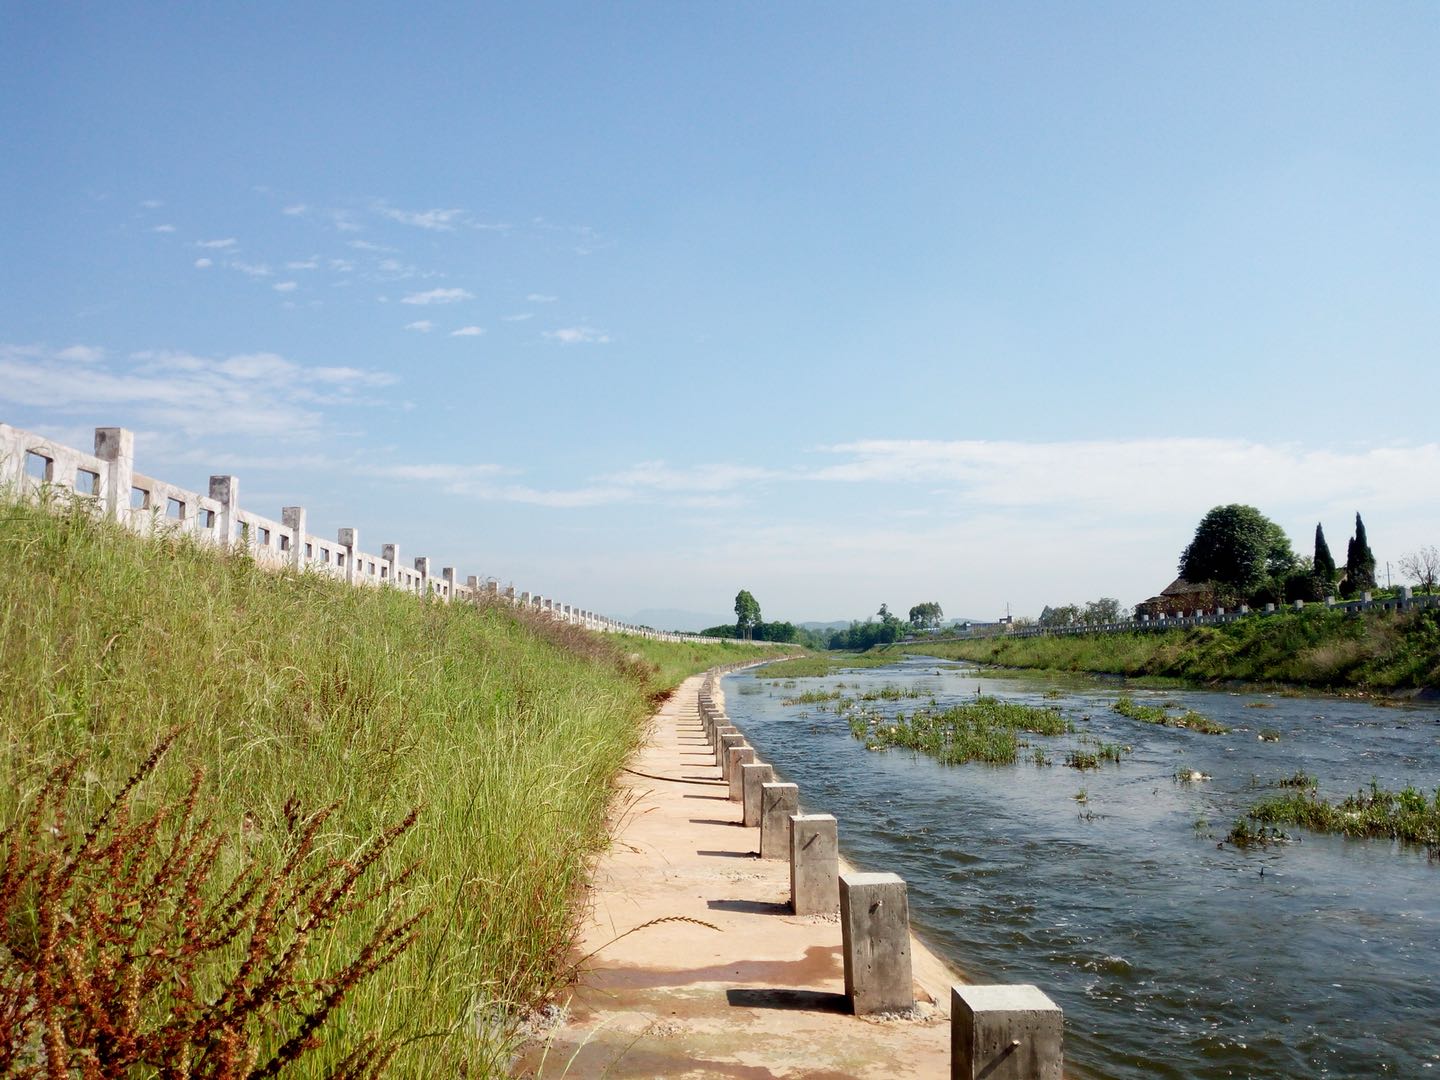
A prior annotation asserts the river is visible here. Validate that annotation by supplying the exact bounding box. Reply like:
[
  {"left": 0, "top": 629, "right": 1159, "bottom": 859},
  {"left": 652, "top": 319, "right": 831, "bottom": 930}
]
[{"left": 722, "top": 657, "right": 1440, "bottom": 1079}]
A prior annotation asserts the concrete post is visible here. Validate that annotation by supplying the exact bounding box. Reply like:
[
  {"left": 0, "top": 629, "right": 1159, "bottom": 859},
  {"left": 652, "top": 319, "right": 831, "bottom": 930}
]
[
  {"left": 282, "top": 507, "right": 307, "bottom": 570},
  {"left": 338, "top": 528, "right": 359, "bottom": 585},
  {"left": 759, "top": 782, "right": 798, "bottom": 860},
  {"left": 1239, "top": 604, "right": 1249, "bottom": 614},
  {"left": 742, "top": 763, "right": 774, "bottom": 827},
  {"left": 1293, "top": 599, "right": 1305, "bottom": 610},
  {"left": 1264, "top": 603, "right": 1275, "bottom": 613},
  {"left": 208, "top": 475, "right": 239, "bottom": 547},
  {"left": 951, "top": 984, "right": 1063, "bottom": 1080},
  {"left": 726, "top": 746, "right": 755, "bottom": 800},
  {"left": 714, "top": 724, "right": 738, "bottom": 753},
  {"left": 840, "top": 872, "right": 912, "bottom": 1015},
  {"left": 94, "top": 427, "right": 134, "bottom": 523},
  {"left": 382, "top": 544, "right": 400, "bottom": 587},
  {"left": 719, "top": 733, "right": 746, "bottom": 779},
  {"left": 789, "top": 814, "right": 839, "bottom": 915},
  {"left": 415, "top": 557, "right": 431, "bottom": 596},
  {"left": 443, "top": 567, "right": 458, "bottom": 602}
]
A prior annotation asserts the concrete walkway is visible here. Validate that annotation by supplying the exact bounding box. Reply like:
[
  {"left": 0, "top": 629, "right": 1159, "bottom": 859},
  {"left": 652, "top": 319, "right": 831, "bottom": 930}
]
[{"left": 513, "top": 672, "right": 960, "bottom": 1079}]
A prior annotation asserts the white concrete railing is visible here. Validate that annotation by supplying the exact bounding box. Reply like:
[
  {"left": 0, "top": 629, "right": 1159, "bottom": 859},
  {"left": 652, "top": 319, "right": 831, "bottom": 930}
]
[{"left": 0, "top": 422, "right": 751, "bottom": 646}]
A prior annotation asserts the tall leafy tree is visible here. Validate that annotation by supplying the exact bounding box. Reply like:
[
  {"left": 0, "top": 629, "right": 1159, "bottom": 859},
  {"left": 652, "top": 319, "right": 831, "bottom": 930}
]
[
  {"left": 1341, "top": 512, "right": 1377, "bottom": 598},
  {"left": 1312, "top": 523, "right": 1337, "bottom": 593},
  {"left": 1179, "top": 505, "right": 1295, "bottom": 596},
  {"left": 908, "top": 601, "right": 944, "bottom": 628},
  {"left": 733, "top": 589, "right": 762, "bottom": 639}
]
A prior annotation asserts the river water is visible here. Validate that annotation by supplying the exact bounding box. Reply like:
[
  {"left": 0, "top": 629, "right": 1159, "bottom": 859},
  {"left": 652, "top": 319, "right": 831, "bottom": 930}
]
[{"left": 722, "top": 658, "right": 1440, "bottom": 1079}]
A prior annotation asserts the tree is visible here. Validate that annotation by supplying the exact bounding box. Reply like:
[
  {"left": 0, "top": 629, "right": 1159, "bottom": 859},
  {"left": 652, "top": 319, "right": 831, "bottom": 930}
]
[
  {"left": 734, "top": 589, "right": 761, "bottom": 639},
  {"left": 1081, "top": 598, "right": 1125, "bottom": 625},
  {"left": 908, "top": 601, "right": 944, "bottom": 628},
  {"left": 1341, "top": 513, "right": 1377, "bottom": 599},
  {"left": 1399, "top": 546, "right": 1440, "bottom": 594},
  {"left": 1037, "top": 604, "right": 1080, "bottom": 628},
  {"left": 1313, "top": 523, "right": 1338, "bottom": 595},
  {"left": 1178, "top": 505, "right": 1295, "bottom": 597}
]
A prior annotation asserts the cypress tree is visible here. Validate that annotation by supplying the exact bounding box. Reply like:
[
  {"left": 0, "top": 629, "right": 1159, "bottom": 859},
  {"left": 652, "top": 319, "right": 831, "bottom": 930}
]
[
  {"left": 1341, "top": 512, "right": 1377, "bottom": 598},
  {"left": 1312, "top": 522, "right": 1337, "bottom": 593}
]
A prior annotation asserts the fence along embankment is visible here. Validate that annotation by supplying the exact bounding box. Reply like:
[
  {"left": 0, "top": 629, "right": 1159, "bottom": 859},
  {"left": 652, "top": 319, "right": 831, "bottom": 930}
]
[{"left": 0, "top": 421, "right": 754, "bottom": 644}]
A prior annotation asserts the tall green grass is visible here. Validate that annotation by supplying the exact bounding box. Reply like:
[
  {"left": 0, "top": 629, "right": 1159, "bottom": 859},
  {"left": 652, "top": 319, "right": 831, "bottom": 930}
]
[
  {"left": 0, "top": 496, "right": 730, "bottom": 1075},
  {"left": 908, "top": 610, "right": 1440, "bottom": 690}
]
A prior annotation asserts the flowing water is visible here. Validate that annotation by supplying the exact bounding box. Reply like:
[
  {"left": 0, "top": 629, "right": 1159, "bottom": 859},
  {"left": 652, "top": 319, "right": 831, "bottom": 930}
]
[{"left": 723, "top": 658, "right": 1440, "bottom": 1078}]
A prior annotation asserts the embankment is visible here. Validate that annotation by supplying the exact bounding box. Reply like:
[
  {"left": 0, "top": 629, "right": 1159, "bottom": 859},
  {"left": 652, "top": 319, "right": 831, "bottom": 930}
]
[
  {"left": 901, "top": 607, "right": 1440, "bottom": 690},
  {"left": 0, "top": 496, "right": 767, "bottom": 1076}
]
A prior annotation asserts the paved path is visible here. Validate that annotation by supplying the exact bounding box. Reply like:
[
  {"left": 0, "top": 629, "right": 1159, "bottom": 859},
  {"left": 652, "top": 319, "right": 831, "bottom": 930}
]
[{"left": 513, "top": 672, "right": 960, "bottom": 1079}]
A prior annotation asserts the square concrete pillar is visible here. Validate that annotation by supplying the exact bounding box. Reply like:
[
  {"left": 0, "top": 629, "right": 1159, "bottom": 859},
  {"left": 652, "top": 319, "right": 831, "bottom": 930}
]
[
  {"left": 94, "top": 427, "right": 134, "bottom": 523},
  {"left": 443, "top": 567, "right": 458, "bottom": 602},
  {"left": 713, "top": 722, "right": 738, "bottom": 747},
  {"left": 726, "top": 746, "right": 755, "bottom": 800},
  {"left": 208, "top": 475, "right": 239, "bottom": 546},
  {"left": 759, "top": 782, "right": 798, "bottom": 861},
  {"left": 951, "top": 984, "right": 1063, "bottom": 1080},
  {"left": 282, "top": 507, "right": 307, "bottom": 570},
  {"left": 718, "top": 733, "right": 746, "bottom": 778},
  {"left": 382, "top": 543, "right": 400, "bottom": 587},
  {"left": 338, "top": 528, "right": 359, "bottom": 585},
  {"left": 789, "top": 814, "right": 838, "bottom": 915},
  {"left": 741, "top": 763, "right": 774, "bottom": 827},
  {"left": 840, "top": 872, "right": 912, "bottom": 1015},
  {"left": 415, "top": 557, "right": 431, "bottom": 595}
]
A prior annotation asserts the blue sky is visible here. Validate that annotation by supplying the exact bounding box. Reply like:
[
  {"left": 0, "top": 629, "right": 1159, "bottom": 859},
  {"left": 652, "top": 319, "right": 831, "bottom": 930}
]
[{"left": 3, "top": 3, "right": 1438, "bottom": 626}]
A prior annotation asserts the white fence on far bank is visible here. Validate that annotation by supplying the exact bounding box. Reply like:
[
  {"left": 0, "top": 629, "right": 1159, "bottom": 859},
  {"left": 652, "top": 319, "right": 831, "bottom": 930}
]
[{"left": 0, "top": 422, "right": 751, "bottom": 645}]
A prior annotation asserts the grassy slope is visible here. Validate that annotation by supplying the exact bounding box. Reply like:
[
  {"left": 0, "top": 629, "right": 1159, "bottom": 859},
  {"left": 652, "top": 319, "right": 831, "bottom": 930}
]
[
  {"left": 900, "top": 609, "right": 1440, "bottom": 690},
  {"left": 0, "top": 497, "right": 746, "bottom": 1076}
]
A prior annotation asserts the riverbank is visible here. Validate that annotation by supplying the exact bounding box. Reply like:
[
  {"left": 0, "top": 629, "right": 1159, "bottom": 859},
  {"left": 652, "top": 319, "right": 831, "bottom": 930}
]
[
  {"left": 899, "top": 606, "right": 1440, "bottom": 691},
  {"left": 513, "top": 673, "right": 961, "bottom": 1078},
  {"left": 0, "top": 496, "right": 764, "bottom": 1076}
]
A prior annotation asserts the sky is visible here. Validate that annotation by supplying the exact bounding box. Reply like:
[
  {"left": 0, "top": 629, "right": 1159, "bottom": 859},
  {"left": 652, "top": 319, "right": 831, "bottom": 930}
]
[{"left": 3, "top": 3, "right": 1438, "bottom": 628}]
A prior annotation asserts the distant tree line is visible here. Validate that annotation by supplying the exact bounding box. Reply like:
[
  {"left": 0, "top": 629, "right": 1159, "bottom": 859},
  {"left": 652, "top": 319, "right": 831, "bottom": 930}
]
[{"left": 1037, "top": 597, "right": 1127, "bottom": 628}]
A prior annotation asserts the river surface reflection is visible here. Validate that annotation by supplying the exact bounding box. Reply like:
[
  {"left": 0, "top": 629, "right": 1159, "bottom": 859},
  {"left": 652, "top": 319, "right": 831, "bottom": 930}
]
[{"left": 723, "top": 658, "right": 1440, "bottom": 1079}]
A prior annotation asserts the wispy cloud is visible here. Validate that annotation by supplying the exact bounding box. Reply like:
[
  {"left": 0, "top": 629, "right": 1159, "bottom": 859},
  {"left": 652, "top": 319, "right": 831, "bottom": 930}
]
[
  {"left": 450, "top": 326, "right": 485, "bottom": 337},
  {"left": 273, "top": 281, "right": 298, "bottom": 292},
  {"left": 0, "top": 343, "right": 398, "bottom": 441},
  {"left": 282, "top": 204, "right": 308, "bottom": 216},
  {"left": 402, "top": 287, "right": 472, "bottom": 306},
  {"left": 404, "top": 320, "right": 434, "bottom": 332},
  {"left": 543, "top": 327, "right": 610, "bottom": 345},
  {"left": 527, "top": 293, "right": 558, "bottom": 303},
  {"left": 140, "top": 199, "right": 164, "bottom": 210},
  {"left": 286, "top": 258, "right": 319, "bottom": 270},
  {"left": 194, "top": 258, "right": 213, "bottom": 269},
  {"left": 375, "top": 204, "right": 466, "bottom": 231},
  {"left": 501, "top": 313, "right": 534, "bottom": 322},
  {"left": 349, "top": 239, "right": 397, "bottom": 253},
  {"left": 195, "top": 238, "right": 237, "bottom": 249},
  {"left": 231, "top": 260, "right": 272, "bottom": 278},
  {"left": 152, "top": 224, "right": 176, "bottom": 233}
]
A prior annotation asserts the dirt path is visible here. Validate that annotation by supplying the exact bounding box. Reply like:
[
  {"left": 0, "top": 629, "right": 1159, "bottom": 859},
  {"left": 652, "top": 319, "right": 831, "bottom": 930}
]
[{"left": 513, "top": 672, "right": 960, "bottom": 1079}]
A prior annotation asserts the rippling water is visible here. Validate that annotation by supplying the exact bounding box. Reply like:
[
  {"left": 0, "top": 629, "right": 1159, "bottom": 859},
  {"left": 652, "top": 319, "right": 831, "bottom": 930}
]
[{"left": 723, "top": 658, "right": 1440, "bottom": 1079}]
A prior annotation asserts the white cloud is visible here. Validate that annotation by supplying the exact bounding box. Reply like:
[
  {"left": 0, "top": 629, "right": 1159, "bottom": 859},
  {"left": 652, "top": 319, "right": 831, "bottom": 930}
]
[
  {"left": 0, "top": 343, "right": 398, "bottom": 442},
  {"left": 501, "top": 313, "right": 534, "bottom": 322},
  {"left": 375, "top": 204, "right": 466, "bottom": 231},
  {"left": 55, "top": 345, "right": 105, "bottom": 364},
  {"left": 286, "top": 258, "right": 319, "bottom": 270},
  {"left": 152, "top": 224, "right": 176, "bottom": 233},
  {"left": 543, "top": 327, "right": 610, "bottom": 345},
  {"left": 599, "top": 461, "right": 783, "bottom": 493},
  {"left": 231, "top": 260, "right": 272, "bottom": 278},
  {"left": 527, "top": 293, "right": 558, "bottom": 303},
  {"left": 405, "top": 320, "right": 434, "bottom": 332},
  {"left": 450, "top": 326, "right": 485, "bottom": 337},
  {"left": 140, "top": 199, "right": 164, "bottom": 209},
  {"left": 194, "top": 258, "right": 213, "bottom": 269},
  {"left": 195, "top": 238, "right": 237, "bottom": 249},
  {"left": 402, "top": 287, "right": 472, "bottom": 306},
  {"left": 273, "top": 281, "right": 298, "bottom": 292},
  {"left": 349, "top": 239, "right": 397, "bottom": 253},
  {"left": 282, "top": 204, "right": 308, "bottom": 216},
  {"left": 329, "top": 258, "right": 355, "bottom": 272}
]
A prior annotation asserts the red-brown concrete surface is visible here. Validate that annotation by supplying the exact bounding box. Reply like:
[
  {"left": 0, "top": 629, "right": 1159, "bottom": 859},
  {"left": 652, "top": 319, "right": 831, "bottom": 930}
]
[{"left": 512, "top": 673, "right": 962, "bottom": 1079}]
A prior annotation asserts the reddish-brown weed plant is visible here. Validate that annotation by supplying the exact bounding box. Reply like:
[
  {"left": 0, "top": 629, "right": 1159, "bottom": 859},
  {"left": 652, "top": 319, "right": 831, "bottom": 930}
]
[{"left": 0, "top": 729, "right": 425, "bottom": 1078}]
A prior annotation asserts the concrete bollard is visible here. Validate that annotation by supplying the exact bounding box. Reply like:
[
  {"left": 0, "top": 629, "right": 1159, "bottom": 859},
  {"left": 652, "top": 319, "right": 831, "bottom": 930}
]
[
  {"left": 839, "top": 872, "right": 912, "bottom": 1015},
  {"left": 713, "top": 723, "right": 738, "bottom": 750},
  {"left": 727, "top": 746, "right": 756, "bottom": 800},
  {"left": 789, "top": 814, "right": 839, "bottom": 914},
  {"left": 759, "top": 782, "right": 798, "bottom": 860},
  {"left": 950, "top": 984, "right": 1063, "bottom": 1080},
  {"left": 741, "top": 763, "right": 774, "bottom": 827},
  {"left": 718, "top": 733, "right": 746, "bottom": 778}
]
